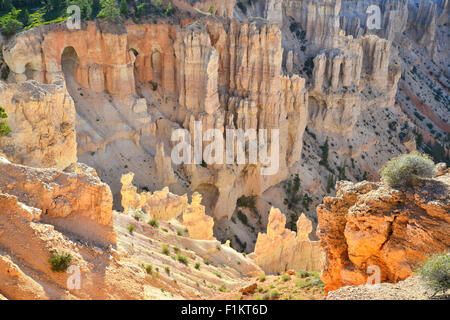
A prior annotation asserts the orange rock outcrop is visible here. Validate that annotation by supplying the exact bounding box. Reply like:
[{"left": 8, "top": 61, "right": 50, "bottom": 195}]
[{"left": 317, "top": 171, "right": 450, "bottom": 291}]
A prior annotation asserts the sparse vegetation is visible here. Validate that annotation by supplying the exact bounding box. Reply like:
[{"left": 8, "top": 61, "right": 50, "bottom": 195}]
[
  {"left": 418, "top": 253, "right": 450, "bottom": 296},
  {"left": 148, "top": 218, "right": 159, "bottom": 228},
  {"left": 380, "top": 152, "right": 436, "bottom": 187},
  {"left": 162, "top": 244, "right": 170, "bottom": 255},
  {"left": 49, "top": 252, "right": 72, "bottom": 272},
  {"left": 0, "top": 106, "right": 12, "bottom": 137},
  {"left": 177, "top": 254, "right": 188, "bottom": 266},
  {"left": 194, "top": 262, "right": 200, "bottom": 270},
  {"left": 126, "top": 224, "right": 135, "bottom": 234},
  {"left": 143, "top": 264, "right": 152, "bottom": 274}
]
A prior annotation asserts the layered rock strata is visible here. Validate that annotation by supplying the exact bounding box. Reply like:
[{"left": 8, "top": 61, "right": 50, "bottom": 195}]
[{"left": 317, "top": 171, "right": 450, "bottom": 291}]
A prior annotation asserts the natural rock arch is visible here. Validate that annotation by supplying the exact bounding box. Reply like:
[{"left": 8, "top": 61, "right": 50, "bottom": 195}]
[{"left": 61, "top": 46, "right": 80, "bottom": 84}]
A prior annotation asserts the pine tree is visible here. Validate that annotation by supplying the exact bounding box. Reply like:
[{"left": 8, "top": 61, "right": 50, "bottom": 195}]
[
  {"left": 98, "top": 0, "right": 119, "bottom": 22},
  {"left": 92, "top": 0, "right": 101, "bottom": 17},
  {"left": 18, "top": 8, "right": 30, "bottom": 26},
  {"left": 119, "top": 0, "right": 127, "bottom": 16}
]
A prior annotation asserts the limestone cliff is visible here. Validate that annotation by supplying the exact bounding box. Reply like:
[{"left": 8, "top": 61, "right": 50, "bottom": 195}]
[
  {"left": 0, "top": 157, "right": 115, "bottom": 246},
  {"left": 317, "top": 169, "right": 450, "bottom": 291},
  {"left": 0, "top": 79, "right": 76, "bottom": 169}
]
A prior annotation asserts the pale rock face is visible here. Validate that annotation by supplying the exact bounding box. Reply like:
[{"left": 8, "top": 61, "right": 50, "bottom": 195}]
[
  {"left": 0, "top": 157, "right": 115, "bottom": 246},
  {"left": 265, "top": 0, "right": 284, "bottom": 26},
  {"left": 182, "top": 192, "right": 215, "bottom": 240},
  {"left": 175, "top": 22, "right": 220, "bottom": 115},
  {"left": 155, "top": 143, "right": 177, "bottom": 187},
  {"left": 143, "top": 187, "right": 189, "bottom": 221},
  {"left": 340, "top": 0, "right": 409, "bottom": 42},
  {"left": 0, "top": 79, "right": 77, "bottom": 170},
  {"left": 284, "top": 0, "right": 342, "bottom": 51},
  {"left": 317, "top": 173, "right": 450, "bottom": 291},
  {"left": 120, "top": 172, "right": 144, "bottom": 213},
  {"left": 251, "top": 208, "right": 323, "bottom": 274}
]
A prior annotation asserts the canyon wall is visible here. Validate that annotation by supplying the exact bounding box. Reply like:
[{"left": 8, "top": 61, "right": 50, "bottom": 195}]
[
  {"left": 0, "top": 17, "right": 309, "bottom": 221},
  {"left": 0, "top": 157, "right": 115, "bottom": 246},
  {"left": 0, "top": 78, "right": 76, "bottom": 169}
]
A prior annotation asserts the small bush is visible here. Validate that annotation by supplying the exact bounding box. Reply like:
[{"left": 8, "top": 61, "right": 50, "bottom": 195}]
[
  {"left": 49, "top": 252, "right": 72, "bottom": 272},
  {"left": 380, "top": 152, "right": 436, "bottom": 187},
  {"left": 418, "top": 253, "right": 450, "bottom": 296},
  {"left": 127, "top": 224, "right": 135, "bottom": 234},
  {"left": 143, "top": 264, "right": 153, "bottom": 274},
  {"left": 282, "top": 274, "right": 290, "bottom": 282},
  {"left": 162, "top": 244, "right": 170, "bottom": 255},
  {"left": 177, "top": 254, "right": 188, "bottom": 266},
  {"left": 148, "top": 218, "right": 159, "bottom": 228},
  {"left": 194, "top": 262, "right": 200, "bottom": 270},
  {"left": 270, "top": 290, "right": 280, "bottom": 299},
  {"left": 164, "top": 266, "right": 170, "bottom": 275},
  {"left": 259, "top": 274, "right": 266, "bottom": 282},
  {"left": 0, "top": 106, "right": 12, "bottom": 137}
]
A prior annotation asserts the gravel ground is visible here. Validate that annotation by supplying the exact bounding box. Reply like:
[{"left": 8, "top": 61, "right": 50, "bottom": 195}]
[{"left": 327, "top": 277, "right": 449, "bottom": 300}]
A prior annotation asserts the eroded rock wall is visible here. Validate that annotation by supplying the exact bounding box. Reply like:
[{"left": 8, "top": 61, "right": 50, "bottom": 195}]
[
  {"left": 250, "top": 208, "right": 322, "bottom": 274},
  {"left": 0, "top": 157, "right": 115, "bottom": 246},
  {"left": 0, "top": 79, "right": 77, "bottom": 169},
  {"left": 317, "top": 171, "right": 450, "bottom": 291}
]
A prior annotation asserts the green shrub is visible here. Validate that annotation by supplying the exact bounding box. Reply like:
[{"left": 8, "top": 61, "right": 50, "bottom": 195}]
[
  {"left": 143, "top": 264, "right": 153, "bottom": 274},
  {"left": 0, "top": 13, "right": 23, "bottom": 36},
  {"left": 194, "top": 262, "right": 200, "bottom": 270},
  {"left": 380, "top": 152, "right": 436, "bottom": 187},
  {"left": 164, "top": 266, "right": 170, "bottom": 275},
  {"left": 98, "top": 0, "right": 120, "bottom": 22},
  {"left": 0, "top": 106, "right": 12, "bottom": 137},
  {"left": 148, "top": 218, "right": 159, "bottom": 228},
  {"left": 282, "top": 274, "right": 290, "bottom": 282},
  {"left": 162, "top": 244, "right": 170, "bottom": 255},
  {"left": 237, "top": 196, "right": 256, "bottom": 209},
  {"left": 127, "top": 224, "right": 135, "bottom": 234},
  {"left": 177, "top": 254, "right": 188, "bottom": 266},
  {"left": 270, "top": 290, "right": 280, "bottom": 299},
  {"left": 418, "top": 253, "right": 450, "bottom": 296},
  {"left": 49, "top": 252, "right": 72, "bottom": 272}
]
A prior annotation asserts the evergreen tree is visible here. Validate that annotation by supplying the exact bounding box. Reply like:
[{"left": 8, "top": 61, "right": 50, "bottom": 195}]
[
  {"left": 119, "top": 0, "right": 127, "bottom": 16},
  {"left": 92, "top": 0, "right": 101, "bottom": 16},
  {"left": 17, "top": 8, "right": 30, "bottom": 26},
  {"left": 98, "top": 0, "right": 119, "bottom": 22}
]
